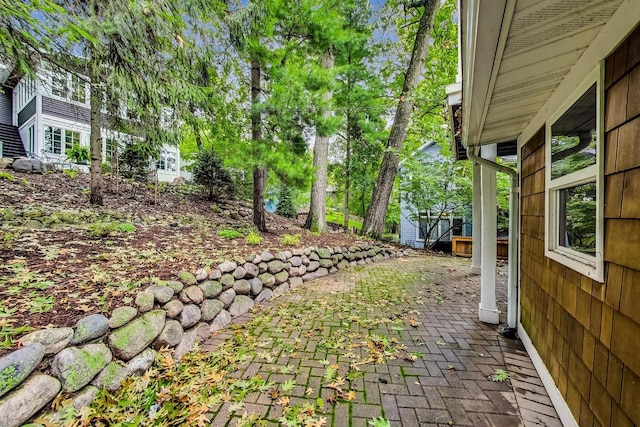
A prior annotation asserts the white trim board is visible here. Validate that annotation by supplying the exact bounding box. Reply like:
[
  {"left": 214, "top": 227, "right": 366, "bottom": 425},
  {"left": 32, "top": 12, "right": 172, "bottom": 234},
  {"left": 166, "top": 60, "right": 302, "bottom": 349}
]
[{"left": 518, "top": 323, "right": 579, "bottom": 427}]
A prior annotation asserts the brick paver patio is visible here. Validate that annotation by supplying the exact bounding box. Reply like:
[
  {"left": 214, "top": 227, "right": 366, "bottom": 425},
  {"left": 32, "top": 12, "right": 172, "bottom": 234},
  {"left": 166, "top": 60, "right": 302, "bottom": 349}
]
[{"left": 202, "top": 254, "right": 561, "bottom": 427}]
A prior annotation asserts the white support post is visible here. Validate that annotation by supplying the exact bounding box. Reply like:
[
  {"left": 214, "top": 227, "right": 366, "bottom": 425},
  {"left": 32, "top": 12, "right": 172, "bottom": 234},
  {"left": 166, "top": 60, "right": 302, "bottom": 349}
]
[
  {"left": 479, "top": 144, "right": 499, "bottom": 324},
  {"left": 472, "top": 162, "right": 482, "bottom": 274}
]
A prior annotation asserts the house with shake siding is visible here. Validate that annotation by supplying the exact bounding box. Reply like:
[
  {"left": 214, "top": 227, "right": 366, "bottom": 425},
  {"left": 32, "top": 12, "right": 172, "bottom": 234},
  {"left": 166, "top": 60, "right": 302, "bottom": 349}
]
[
  {"left": 0, "top": 63, "right": 185, "bottom": 182},
  {"left": 447, "top": 0, "right": 640, "bottom": 425}
]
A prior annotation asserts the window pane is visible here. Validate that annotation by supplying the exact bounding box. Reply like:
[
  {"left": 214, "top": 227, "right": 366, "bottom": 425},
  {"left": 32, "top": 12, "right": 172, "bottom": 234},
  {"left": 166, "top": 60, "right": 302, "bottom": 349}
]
[
  {"left": 558, "top": 182, "right": 596, "bottom": 255},
  {"left": 550, "top": 84, "right": 597, "bottom": 180},
  {"left": 52, "top": 72, "right": 67, "bottom": 98},
  {"left": 71, "top": 75, "right": 86, "bottom": 103},
  {"left": 418, "top": 216, "right": 428, "bottom": 240}
]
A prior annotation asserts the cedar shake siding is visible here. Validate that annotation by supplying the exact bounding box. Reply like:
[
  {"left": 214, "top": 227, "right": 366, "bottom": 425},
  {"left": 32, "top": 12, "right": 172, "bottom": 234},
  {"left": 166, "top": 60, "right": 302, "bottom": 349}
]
[{"left": 520, "top": 26, "right": 640, "bottom": 427}]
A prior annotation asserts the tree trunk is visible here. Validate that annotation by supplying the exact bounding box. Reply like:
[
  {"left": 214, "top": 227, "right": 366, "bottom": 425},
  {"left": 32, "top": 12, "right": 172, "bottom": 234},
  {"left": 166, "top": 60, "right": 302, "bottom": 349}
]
[
  {"left": 344, "top": 118, "right": 351, "bottom": 231},
  {"left": 251, "top": 58, "right": 268, "bottom": 231},
  {"left": 89, "top": 66, "right": 103, "bottom": 205},
  {"left": 305, "top": 49, "right": 334, "bottom": 232},
  {"left": 361, "top": 0, "right": 439, "bottom": 238}
]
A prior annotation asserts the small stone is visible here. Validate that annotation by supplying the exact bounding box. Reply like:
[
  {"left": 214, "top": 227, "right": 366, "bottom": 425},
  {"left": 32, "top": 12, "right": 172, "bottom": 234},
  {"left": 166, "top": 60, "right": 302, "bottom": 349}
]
[
  {"left": 163, "top": 300, "right": 184, "bottom": 318},
  {"left": 218, "top": 289, "right": 236, "bottom": 308},
  {"left": 301, "top": 255, "right": 310, "bottom": 265},
  {"left": 71, "top": 314, "right": 110, "bottom": 345},
  {"left": 233, "top": 279, "right": 251, "bottom": 295},
  {"left": 306, "top": 261, "right": 320, "bottom": 272},
  {"left": 173, "top": 328, "right": 197, "bottom": 361},
  {"left": 329, "top": 267, "right": 337, "bottom": 273},
  {"left": 125, "top": 348, "right": 156, "bottom": 376},
  {"left": 178, "top": 271, "right": 197, "bottom": 286},
  {"left": 154, "top": 320, "right": 184, "bottom": 349},
  {"left": 249, "top": 278, "right": 263, "bottom": 296},
  {"left": 289, "top": 266, "right": 302, "bottom": 276},
  {"left": 218, "top": 261, "right": 237, "bottom": 273},
  {"left": 277, "top": 250, "right": 292, "bottom": 261},
  {"left": 232, "top": 266, "right": 247, "bottom": 279},
  {"left": 210, "top": 310, "right": 231, "bottom": 332},
  {"left": 0, "top": 374, "right": 61, "bottom": 427},
  {"left": 178, "top": 304, "right": 202, "bottom": 329},
  {"left": 274, "top": 270, "right": 289, "bottom": 284},
  {"left": 220, "top": 273, "right": 235, "bottom": 288},
  {"left": 258, "top": 262, "right": 268, "bottom": 273},
  {"left": 146, "top": 285, "right": 174, "bottom": 304},
  {"left": 243, "top": 263, "right": 259, "bottom": 278},
  {"left": 267, "top": 260, "right": 286, "bottom": 274},
  {"left": 245, "top": 254, "right": 259, "bottom": 263},
  {"left": 19, "top": 328, "right": 73, "bottom": 355},
  {"left": 229, "top": 295, "right": 254, "bottom": 317},
  {"left": 91, "top": 362, "right": 125, "bottom": 392},
  {"left": 272, "top": 283, "right": 290, "bottom": 298},
  {"left": 109, "top": 306, "right": 138, "bottom": 329},
  {"left": 255, "top": 288, "right": 273, "bottom": 303},
  {"left": 308, "top": 252, "right": 320, "bottom": 261},
  {"left": 180, "top": 285, "right": 204, "bottom": 304},
  {"left": 289, "top": 256, "right": 302, "bottom": 267},
  {"left": 195, "top": 268, "right": 208, "bottom": 282},
  {"left": 260, "top": 251, "right": 275, "bottom": 262},
  {"left": 200, "top": 299, "right": 224, "bottom": 322},
  {"left": 52, "top": 343, "right": 112, "bottom": 392},
  {"left": 208, "top": 269, "right": 222, "bottom": 280},
  {"left": 0, "top": 343, "right": 45, "bottom": 398},
  {"left": 166, "top": 281, "right": 184, "bottom": 293},
  {"left": 72, "top": 385, "right": 99, "bottom": 411},
  {"left": 195, "top": 323, "right": 211, "bottom": 342},
  {"left": 108, "top": 310, "right": 166, "bottom": 361},
  {"left": 251, "top": 254, "right": 262, "bottom": 264},
  {"left": 258, "top": 272, "right": 276, "bottom": 289},
  {"left": 292, "top": 248, "right": 304, "bottom": 256},
  {"left": 289, "top": 277, "right": 303, "bottom": 289},
  {"left": 319, "top": 259, "right": 333, "bottom": 268},
  {"left": 134, "top": 292, "right": 155, "bottom": 313},
  {"left": 337, "top": 259, "right": 349, "bottom": 270},
  {"left": 316, "top": 268, "right": 329, "bottom": 277},
  {"left": 199, "top": 281, "right": 222, "bottom": 298}
]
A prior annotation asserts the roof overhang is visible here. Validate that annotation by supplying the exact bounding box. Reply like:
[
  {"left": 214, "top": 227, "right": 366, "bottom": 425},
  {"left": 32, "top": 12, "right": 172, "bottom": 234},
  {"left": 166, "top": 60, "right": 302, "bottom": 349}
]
[
  {"left": 454, "top": 0, "right": 639, "bottom": 152},
  {"left": 0, "top": 63, "right": 12, "bottom": 85}
]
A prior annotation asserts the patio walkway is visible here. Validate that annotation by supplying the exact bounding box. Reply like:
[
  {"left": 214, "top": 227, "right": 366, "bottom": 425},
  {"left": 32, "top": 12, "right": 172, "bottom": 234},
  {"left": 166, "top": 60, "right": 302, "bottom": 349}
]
[{"left": 202, "top": 254, "right": 561, "bottom": 427}]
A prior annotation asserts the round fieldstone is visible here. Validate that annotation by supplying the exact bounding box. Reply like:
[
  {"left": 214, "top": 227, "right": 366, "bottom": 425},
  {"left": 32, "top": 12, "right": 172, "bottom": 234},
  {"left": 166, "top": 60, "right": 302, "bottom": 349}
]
[
  {"left": 255, "top": 288, "right": 273, "bottom": 303},
  {"left": 200, "top": 299, "right": 224, "bottom": 322},
  {"left": 91, "top": 362, "right": 125, "bottom": 392},
  {"left": 108, "top": 310, "right": 166, "bottom": 361},
  {"left": 52, "top": 343, "right": 112, "bottom": 392},
  {"left": 178, "top": 271, "right": 197, "bottom": 286},
  {"left": 178, "top": 304, "right": 202, "bottom": 329},
  {"left": 0, "top": 343, "right": 45, "bottom": 398},
  {"left": 208, "top": 269, "right": 222, "bottom": 280},
  {"left": 180, "top": 285, "right": 204, "bottom": 304},
  {"left": 173, "top": 328, "right": 197, "bottom": 361},
  {"left": 19, "top": 327, "right": 73, "bottom": 355},
  {"left": 308, "top": 252, "right": 320, "bottom": 261},
  {"left": 154, "top": 319, "right": 184, "bottom": 349},
  {"left": 274, "top": 270, "right": 289, "bottom": 284},
  {"left": 258, "top": 272, "right": 276, "bottom": 289},
  {"left": 109, "top": 306, "right": 138, "bottom": 329},
  {"left": 125, "top": 348, "right": 156, "bottom": 376},
  {"left": 218, "top": 261, "right": 237, "bottom": 273},
  {"left": 316, "top": 267, "right": 329, "bottom": 277},
  {"left": 258, "top": 262, "right": 268, "bottom": 273},
  {"left": 71, "top": 314, "right": 109, "bottom": 345},
  {"left": 301, "top": 255, "right": 310, "bottom": 265},
  {"left": 218, "top": 289, "right": 236, "bottom": 308},
  {"left": 289, "top": 277, "right": 303, "bottom": 289},
  {"left": 135, "top": 291, "right": 155, "bottom": 313},
  {"left": 243, "top": 263, "right": 259, "bottom": 278},
  {"left": 248, "top": 278, "right": 263, "bottom": 296},
  {"left": 0, "top": 374, "right": 61, "bottom": 427},
  {"left": 72, "top": 385, "right": 99, "bottom": 411},
  {"left": 220, "top": 273, "right": 235, "bottom": 288},
  {"left": 289, "top": 256, "right": 302, "bottom": 267},
  {"left": 146, "top": 285, "right": 174, "bottom": 304},
  {"left": 245, "top": 254, "right": 260, "bottom": 263},
  {"left": 163, "top": 299, "right": 184, "bottom": 318},
  {"left": 229, "top": 295, "right": 254, "bottom": 317},
  {"left": 267, "top": 260, "right": 286, "bottom": 274},
  {"left": 195, "top": 322, "right": 211, "bottom": 342},
  {"left": 210, "top": 310, "right": 231, "bottom": 332},
  {"left": 195, "top": 268, "right": 208, "bottom": 282},
  {"left": 277, "top": 250, "right": 292, "bottom": 261},
  {"left": 319, "top": 259, "right": 334, "bottom": 268},
  {"left": 233, "top": 279, "right": 251, "bottom": 295},
  {"left": 272, "top": 283, "right": 290, "bottom": 298},
  {"left": 166, "top": 281, "right": 184, "bottom": 293},
  {"left": 306, "top": 261, "right": 320, "bottom": 272},
  {"left": 260, "top": 251, "right": 275, "bottom": 262},
  {"left": 199, "top": 281, "right": 222, "bottom": 298},
  {"left": 232, "top": 266, "right": 247, "bottom": 279}
]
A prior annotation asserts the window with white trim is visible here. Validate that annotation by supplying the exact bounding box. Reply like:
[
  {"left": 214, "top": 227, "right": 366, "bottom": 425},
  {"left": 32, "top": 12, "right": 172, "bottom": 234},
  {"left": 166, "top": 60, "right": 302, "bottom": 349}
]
[
  {"left": 545, "top": 66, "right": 603, "bottom": 281},
  {"left": 70, "top": 74, "right": 86, "bottom": 103},
  {"left": 157, "top": 149, "right": 177, "bottom": 172},
  {"left": 44, "top": 126, "right": 63, "bottom": 154},
  {"left": 51, "top": 72, "right": 68, "bottom": 98}
]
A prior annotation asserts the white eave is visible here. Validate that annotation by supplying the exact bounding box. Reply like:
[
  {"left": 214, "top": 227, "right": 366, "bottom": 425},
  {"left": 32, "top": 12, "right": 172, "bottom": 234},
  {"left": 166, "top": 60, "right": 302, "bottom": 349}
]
[
  {"left": 461, "top": 0, "right": 639, "bottom": 150},
  {"left": 0, "top": 63, "right": 11, "bottom": 85}
]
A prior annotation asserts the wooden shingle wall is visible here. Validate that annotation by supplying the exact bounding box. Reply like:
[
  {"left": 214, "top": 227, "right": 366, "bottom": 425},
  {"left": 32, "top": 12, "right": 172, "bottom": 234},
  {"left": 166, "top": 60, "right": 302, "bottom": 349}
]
[{"left": 519, "top": 25, "right": 640, "bottom": 427}]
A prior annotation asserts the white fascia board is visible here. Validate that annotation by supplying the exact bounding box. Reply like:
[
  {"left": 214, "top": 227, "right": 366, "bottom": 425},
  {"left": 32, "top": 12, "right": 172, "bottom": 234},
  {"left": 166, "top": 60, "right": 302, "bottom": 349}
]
[
  {"left": 518, "top": 0, "right": 640, "bottom": 147},
  {"left": 461, "top": 0, "right": 511, "bottom": 150}
]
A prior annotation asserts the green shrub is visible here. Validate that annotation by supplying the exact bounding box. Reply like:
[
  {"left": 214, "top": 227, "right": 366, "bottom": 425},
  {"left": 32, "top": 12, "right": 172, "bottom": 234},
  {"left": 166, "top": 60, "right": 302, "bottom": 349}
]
[
  {"left": 217, "top": 229, "right": 242, "bottom": 239},
  {"left": 245, "top": 229, "right": 263, "bottom": 245},
  {"left": 0, "top": 172, "right": 14, "bottom": 181},
  {"left": 192, "top": 146, "right": 233, "bottom": 201},
  {"left": 281, "top": 234, "right": 301, "bottom": 246},
  {"left": 62, "top": 169, "right": 79, "bottom": 179},
  {"left": 88, "top": 221, "right": 136, "bottom": 237},
  {"left": 65, "top": 144, "right": 90, "bottom": 164},
  {"left": 276, "top": 183, "right": 296, "bottom": 218}
]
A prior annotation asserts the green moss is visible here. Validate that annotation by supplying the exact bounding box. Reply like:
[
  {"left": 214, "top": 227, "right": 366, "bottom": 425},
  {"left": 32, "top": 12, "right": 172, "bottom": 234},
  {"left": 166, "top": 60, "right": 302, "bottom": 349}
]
[
  {"left": 100, "top": 363, "right": 122, "bottom": 387},
  {"left": 0, "top": 365, "right": 18, "bottom": 394},
  {"left": 178, "top": 271, "right": 196, "bottom": 285}
]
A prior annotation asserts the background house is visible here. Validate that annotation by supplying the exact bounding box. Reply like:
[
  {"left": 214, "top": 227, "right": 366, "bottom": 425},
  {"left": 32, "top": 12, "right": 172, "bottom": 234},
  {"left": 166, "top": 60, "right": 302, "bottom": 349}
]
[
  {"left": 399, "top": 141, "right": 472, "bottom": 249},
  {"left": 448, "top": 0, "right": 640, "bottom": 425},
  {"left": 0, "top": 62, "right": 186, "bottom": 183}
]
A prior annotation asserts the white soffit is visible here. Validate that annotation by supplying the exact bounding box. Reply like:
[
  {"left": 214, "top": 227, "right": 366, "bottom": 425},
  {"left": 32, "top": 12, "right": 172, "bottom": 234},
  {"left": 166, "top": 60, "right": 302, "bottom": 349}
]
[{"left": 476, "top": 0, "right": 622, "bottom": 146}]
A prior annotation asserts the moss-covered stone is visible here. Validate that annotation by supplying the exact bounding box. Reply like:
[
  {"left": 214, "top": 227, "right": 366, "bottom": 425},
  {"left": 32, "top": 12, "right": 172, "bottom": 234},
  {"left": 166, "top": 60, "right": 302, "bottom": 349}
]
[
  {"left": 178, "top": 271, "right": 197, "bottom": 286},
  {"left": 108, "top": 310, "right": 165, "bottom": 360}
]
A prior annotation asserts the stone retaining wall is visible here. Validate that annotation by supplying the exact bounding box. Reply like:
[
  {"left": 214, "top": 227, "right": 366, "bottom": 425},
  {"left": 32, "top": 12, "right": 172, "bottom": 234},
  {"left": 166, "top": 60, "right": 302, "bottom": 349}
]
[{"left": 0, "top": 244, "right": 407, "bottom": 426}]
